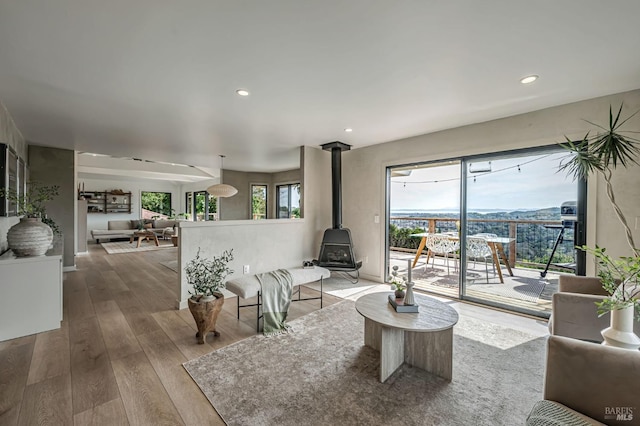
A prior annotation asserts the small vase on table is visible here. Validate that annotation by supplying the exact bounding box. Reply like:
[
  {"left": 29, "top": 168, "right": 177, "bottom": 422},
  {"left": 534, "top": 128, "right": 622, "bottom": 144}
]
[
  {"left": 404, "top": 281, "right": 416, "bottom": 306},
  {"left": 404, "top": 259, "right": 416, "bottom": 305}
]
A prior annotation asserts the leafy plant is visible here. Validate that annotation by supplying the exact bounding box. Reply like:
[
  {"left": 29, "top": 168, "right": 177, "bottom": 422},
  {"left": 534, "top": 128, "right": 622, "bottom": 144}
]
[
  {"left": 141, "top": 191, "right": 172, "bottom": 216},
  {"left": 41, "top": 217, "right": 61, "bottom": 235},
  {"left": 583, "top": 246, "right": 640, "bottom": 319},
  {"left": 389, "top": 224, "right": 425, "bottom": 249},
  {"left": 0, "top": 182, "right": 59, "bottom": 218},
  {"left": 558, "top": 104, "right": 640, "bottom": 254},
  {"left": 185, "top": 248, "right": 234, "bottom": 299}
]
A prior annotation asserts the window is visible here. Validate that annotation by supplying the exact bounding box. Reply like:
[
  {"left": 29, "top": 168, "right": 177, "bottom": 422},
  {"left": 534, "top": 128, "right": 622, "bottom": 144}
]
[
  {"left": 193, "top": 191, "right": 217, "bottom": 221},
  {"left": 251, "top": 184, "right": 268, "bottom": 220},
  {"left": 276, "top": 183, "right": 300, "bottom": 219},
  {"left": 185, "top": 192, "right": 193, "bottom": 220},
  {"left": 141, "top": 191, "right": 172, "bottom": 216}
]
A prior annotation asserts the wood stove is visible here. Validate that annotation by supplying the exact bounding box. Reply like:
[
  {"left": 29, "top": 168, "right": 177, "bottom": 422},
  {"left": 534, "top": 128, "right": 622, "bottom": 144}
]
[{"left": 315, "top": 141, "right": 362, "bottom": 282}]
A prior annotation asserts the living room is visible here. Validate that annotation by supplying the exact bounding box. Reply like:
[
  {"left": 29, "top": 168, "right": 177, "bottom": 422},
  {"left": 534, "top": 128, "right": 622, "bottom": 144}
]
[{"left": 1, "top": 2, "right": 640, "bottom": 425}]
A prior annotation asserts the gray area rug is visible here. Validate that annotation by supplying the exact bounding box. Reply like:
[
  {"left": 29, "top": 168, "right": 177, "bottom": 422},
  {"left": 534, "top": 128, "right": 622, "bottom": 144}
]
[
  {"left": 184, "top": 298, "right": 545, "bottom": 425},
  {"left": 468, "top": 278, "right": 546, "bottom": 303}
]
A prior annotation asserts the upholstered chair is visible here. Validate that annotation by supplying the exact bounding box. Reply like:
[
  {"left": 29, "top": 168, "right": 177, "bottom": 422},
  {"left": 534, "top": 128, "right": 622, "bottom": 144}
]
[
  {"left": 550, "top": 275, "right": 639, "bottom": 342},
  {"left": 527, "top": 335, "right": 640, "bottom": 425}
]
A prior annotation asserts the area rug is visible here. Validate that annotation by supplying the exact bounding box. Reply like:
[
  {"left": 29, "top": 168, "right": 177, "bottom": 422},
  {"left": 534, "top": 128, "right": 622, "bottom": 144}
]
[
  {"left": 184, "top": 299, "right": 545, "bottom": 425},
  {"left": 304, "top": 276, "right": 379, "bottom": 299},
  {"left": 100, "top": 240, "right": 176, "bottom": 254},
  {"left": 467, "top": 278, "right": 546, "bottom": 303}
]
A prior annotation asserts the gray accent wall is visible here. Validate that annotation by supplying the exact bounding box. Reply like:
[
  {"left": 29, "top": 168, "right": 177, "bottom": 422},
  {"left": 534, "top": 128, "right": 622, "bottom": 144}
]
[
  {"left": 29, "top": 145, "right": 76, "bottom": 267},
  {"left": 0, "top": 101, "right": 26, "bottom": 253}
]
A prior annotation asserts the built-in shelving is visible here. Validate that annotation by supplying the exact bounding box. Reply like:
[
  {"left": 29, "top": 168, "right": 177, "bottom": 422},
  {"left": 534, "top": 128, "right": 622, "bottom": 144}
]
[{"left": 79, "top": 191, "right": 132, "bottom": 214}]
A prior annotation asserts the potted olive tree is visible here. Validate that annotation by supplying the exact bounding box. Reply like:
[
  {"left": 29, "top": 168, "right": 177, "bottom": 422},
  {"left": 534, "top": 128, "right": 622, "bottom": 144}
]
[
  {"left": 0, "top": 182, "right": 60, "bottom": 256},
  {"left": 185, "top": 248, "right": 234, "bottom": 344},
  {"left": 559, "top": 104, "right": 640, "bottom": 349}
]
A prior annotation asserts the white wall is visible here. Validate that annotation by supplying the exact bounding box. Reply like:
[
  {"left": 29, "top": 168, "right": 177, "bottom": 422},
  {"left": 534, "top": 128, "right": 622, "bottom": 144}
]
[
  {"left": 342, "top": 89, "right": 640, "bottom": 281},
  {"left": 81, "top": 177, "right": 181, "bottom": 237},
  {"left": 0, "top": 101, "right": 26, "bottom": 252},
  {"left": 177, "top": 219, "right": 306, "bottom": 308},
  {"left": 301, "top": 146, "right": 332, "bottom": 260}
]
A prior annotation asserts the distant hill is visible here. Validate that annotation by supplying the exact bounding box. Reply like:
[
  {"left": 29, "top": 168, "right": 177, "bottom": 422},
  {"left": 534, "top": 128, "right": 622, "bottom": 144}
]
[{"left": 391, "top": 207, "right": 561, "bottom": 221}]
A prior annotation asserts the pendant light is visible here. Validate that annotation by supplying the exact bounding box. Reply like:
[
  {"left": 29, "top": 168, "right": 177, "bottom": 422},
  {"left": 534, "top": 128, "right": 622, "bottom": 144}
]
[{"left": 206, "top": 155, "right": 238, "bottom": 197}]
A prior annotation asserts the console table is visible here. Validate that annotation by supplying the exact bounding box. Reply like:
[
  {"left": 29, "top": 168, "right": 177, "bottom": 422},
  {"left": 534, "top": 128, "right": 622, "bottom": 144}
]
[{"left": 0, "top": 243, "right": 63, "bottom": 341}]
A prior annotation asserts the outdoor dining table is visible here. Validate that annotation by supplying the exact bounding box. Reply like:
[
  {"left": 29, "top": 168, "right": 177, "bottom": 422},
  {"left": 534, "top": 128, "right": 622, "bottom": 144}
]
[{"left": 410, "top": 232, "right": 515, "bottom": 283}]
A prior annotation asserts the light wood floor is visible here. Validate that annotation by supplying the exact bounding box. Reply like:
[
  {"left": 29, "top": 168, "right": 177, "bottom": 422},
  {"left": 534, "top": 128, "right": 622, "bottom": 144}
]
[{"left": 0, "top": 243, "right": 343, "bottom": 425}]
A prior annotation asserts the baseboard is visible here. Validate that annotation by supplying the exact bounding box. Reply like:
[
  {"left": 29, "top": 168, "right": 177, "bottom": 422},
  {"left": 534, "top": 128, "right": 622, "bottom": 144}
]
[{"left": 63, "top": 265, "right": 77, "bottom": 272}]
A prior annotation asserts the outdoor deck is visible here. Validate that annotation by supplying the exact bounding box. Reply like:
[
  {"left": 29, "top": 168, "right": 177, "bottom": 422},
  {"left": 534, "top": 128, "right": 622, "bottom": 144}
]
[{"left": 390, "top": 250, "right": 561, "bottom": 317}]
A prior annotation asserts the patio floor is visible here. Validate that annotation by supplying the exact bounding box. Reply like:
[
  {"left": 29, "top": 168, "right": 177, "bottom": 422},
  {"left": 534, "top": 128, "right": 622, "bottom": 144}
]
[{"left": 389, "top": 250, "right": 561, "bottom": 316}]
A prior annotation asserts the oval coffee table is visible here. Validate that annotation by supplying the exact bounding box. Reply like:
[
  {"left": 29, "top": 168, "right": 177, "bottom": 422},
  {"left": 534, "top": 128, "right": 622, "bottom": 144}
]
[{"left": 355, "top": 292, "right": 459, "bottom": 383}]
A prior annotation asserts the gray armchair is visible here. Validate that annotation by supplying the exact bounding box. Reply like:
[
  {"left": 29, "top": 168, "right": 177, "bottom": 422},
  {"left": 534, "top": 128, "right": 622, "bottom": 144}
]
[
  {"left": 550, "top": 275, "right": 639, "bottom": 342},
  {"left": 527, "top": 335, "right": 640, "bottom": 425}
]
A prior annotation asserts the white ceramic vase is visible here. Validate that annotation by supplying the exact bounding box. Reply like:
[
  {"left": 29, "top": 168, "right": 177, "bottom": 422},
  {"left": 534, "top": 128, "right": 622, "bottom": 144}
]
[
  {"left": 7, "top": 217, "right": 54, "bottom": 257},
  {"left": 601, "top": 305, "right": 640, "bottom": 351},
  {"left": 404, "top": 281, "right": 416, "bottom": 305}
]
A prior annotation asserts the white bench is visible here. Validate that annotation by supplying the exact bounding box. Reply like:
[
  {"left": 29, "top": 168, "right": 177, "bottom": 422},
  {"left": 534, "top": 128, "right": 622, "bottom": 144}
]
[{"left": 226, "top": 266, "right": 331, "bottom": 330}]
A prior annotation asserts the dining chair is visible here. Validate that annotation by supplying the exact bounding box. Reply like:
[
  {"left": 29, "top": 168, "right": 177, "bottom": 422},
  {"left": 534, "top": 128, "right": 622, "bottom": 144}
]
[
  {"left": 425, "top": 234, "right": 459, "bottom": 275},
  {"left": 466, "top": 236, "right": 494, "bottom": 283}
]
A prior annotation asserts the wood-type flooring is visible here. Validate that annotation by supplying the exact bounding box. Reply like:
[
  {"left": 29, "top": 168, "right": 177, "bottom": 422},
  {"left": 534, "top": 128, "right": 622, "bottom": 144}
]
[{"left": 0, "top": 243, "right": 341, "bottom": 425}]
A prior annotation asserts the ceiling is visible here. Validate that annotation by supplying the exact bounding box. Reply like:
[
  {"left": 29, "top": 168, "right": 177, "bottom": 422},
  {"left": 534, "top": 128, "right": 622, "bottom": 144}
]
[{"left": 1, "top": 1, "right": 640, "bottom": 173}]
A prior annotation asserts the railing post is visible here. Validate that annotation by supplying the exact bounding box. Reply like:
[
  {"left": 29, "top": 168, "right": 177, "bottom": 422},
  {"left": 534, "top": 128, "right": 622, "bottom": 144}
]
[
  {"left": 509, "top": 222, "right": 517, "bottom": 268},
  {"left": 428, "top": 219, "right": 435, "bottom": 233}
]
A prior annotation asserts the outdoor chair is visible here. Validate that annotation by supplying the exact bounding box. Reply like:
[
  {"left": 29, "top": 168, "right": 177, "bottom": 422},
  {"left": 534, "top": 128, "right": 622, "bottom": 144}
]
[
  {"left": 425, "top": 234, "right": 459, "bottom": 275},
  {"left": 466, "top": 236, "right": 494, "bottom": 283}
]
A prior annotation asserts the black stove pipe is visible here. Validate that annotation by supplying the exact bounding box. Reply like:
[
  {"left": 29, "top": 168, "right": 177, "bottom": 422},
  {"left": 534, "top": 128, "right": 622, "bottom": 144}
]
[{"left": 321, "top": 141, "right": 351, "bottom": 230}]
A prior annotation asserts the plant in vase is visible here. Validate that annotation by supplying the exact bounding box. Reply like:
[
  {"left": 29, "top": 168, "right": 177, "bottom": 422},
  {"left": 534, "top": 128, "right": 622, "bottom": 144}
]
[
  {"left": 185, "top": 248, "right": 234, "bottom": 344},
  {"left": 558, "top": 104, "right": 640, "bottom": 348},
  {"left": 389, "top": 265, "right": 406, "bottom": 299},
  {"left": 585, "top": 246, "right": 640, "bottom": 349},
  {"left": 0, "top": 182, "right": 60, "bottom": 256}
]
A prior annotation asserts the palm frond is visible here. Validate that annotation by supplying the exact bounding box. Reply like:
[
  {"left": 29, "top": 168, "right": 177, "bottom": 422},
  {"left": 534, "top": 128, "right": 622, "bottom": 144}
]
[
  {"left": 612, "top": 105, "right": 639, "bottom": 130},
  {"left": 590, "top": 132, "right": 640, "bottom": 169},
  {"left": 558, "top": 136, "right": 602, "bottom": 180}
]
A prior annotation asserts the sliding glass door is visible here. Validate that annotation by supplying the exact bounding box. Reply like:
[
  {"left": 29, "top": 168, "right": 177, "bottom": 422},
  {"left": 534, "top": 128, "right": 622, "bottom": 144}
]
[
  {"left": 388, "top": 160, "right": 461, "bottom": 298},
  {"left": 387, "top": 146, "right": 585, "bottom": 317},
  {"left": 460, "top": 148, "right": 582, "bottom": 316}
]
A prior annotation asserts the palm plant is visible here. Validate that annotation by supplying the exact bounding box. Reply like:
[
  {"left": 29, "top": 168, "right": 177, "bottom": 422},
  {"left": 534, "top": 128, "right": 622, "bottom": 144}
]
[
  {"left": 558, "top": 104, "right": 640, "bottom": 255},
  {"left": 558, "top": 104, "right": 640, "bottom": 318}
]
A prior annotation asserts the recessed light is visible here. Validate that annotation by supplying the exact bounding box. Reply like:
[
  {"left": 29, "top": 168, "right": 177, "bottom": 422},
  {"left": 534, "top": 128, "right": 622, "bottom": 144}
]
[
  {"left": 344, "top": 128, "right": 353, "bottom": 132},
  {"left": 236, "top": 89, "right": 250, "bottom": 96},
  {"left": 520, "top": 75, "right": 539, "bottom": 84}
]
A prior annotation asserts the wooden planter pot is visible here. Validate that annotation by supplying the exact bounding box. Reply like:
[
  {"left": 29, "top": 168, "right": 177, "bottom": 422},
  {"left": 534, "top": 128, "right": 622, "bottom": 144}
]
[{"left": 188, "top": 292, "right": 225, "bottom": 344}]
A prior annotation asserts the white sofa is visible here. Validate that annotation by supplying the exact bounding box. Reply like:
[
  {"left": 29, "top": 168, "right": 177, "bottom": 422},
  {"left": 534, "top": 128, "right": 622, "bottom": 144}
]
[{"left": 91, "top": 219, "right": 178, "bottom": 243}]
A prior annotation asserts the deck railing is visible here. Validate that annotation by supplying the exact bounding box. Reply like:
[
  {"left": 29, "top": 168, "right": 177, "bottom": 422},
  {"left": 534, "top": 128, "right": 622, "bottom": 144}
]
[{"left": 390, "top": 216, "right": 575, "bottom": 270}]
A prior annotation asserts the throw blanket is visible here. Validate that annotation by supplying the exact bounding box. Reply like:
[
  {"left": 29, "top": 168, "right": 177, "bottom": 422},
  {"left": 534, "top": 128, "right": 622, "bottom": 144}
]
[{"left": 256, "top": 269, "right": 294, "bottom": 336}]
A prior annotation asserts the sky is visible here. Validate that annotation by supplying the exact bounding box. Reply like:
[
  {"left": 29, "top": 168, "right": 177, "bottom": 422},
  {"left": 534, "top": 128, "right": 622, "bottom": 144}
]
[{"left": 390, "top": 152, "right": 577, "bottom": 212}]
